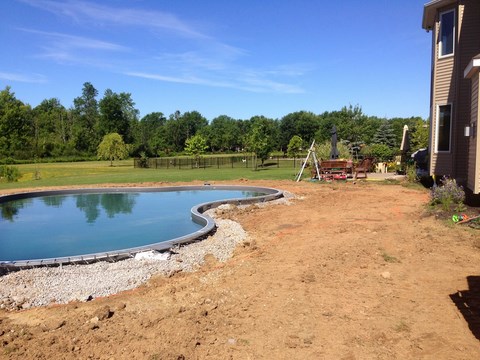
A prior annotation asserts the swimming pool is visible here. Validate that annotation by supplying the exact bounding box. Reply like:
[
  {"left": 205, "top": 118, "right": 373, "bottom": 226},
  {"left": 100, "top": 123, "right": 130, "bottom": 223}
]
[{"left": 0, "top": 185, "right": 282, "bottom": 267}]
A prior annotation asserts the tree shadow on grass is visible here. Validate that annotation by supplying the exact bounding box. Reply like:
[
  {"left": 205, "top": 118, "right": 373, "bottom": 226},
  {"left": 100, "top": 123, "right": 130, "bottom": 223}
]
[{"left": 450, "top": 276, "right": 480, "bottom": 340}]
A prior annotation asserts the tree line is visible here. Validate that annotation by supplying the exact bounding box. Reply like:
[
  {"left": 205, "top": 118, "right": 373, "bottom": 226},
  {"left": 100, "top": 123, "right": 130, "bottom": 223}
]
[{"left": 0, "top": 83, "right": 428, "bottom": 163}]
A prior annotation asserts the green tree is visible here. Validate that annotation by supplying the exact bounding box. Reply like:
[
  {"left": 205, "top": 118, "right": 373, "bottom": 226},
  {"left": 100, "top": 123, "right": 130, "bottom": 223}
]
[
  {"left": 98, "top": 90, "right": 138, "bottom": 141},
  {"left": 294, "top": 111, "right": 321, "bottom": 145},
  {"left": 315, "top": 105, "right": 381, "bottom": 159},
  {"left": 97, "top": 133, "right": 129, "bottom": 166},
  {"left": 181, "top": 111, "right": 208, "bottom": 140},
  {"left": 0, "top": 86, "right": 33, "bottom": 159},
  {"left": 236, "top": 119, "right": 253, "bottom": 151},
  {"left": 33, "top": 98, "right": 70, "bottom": 157},
  {"left": 361, "top": 143, "right": 394, "bottom": 161},
  {"left": 279, "top": 113, "right": 297, "bottom": 152},
  {"left": 287, "top": 135, "right": 303, "bottom": 158},
  {"left": 389, "top": 117, "right": 422, "bottom": 147},
  {"left": 207, "top": 115, "right": 241, "bottom": 152},
  {"left": 334, "top": 105, "right": 366, "bottom": 145},
  {"left": 279, "top": 111, "right": 320, "bottom": 152},
  {"left": 184, "top": 134, "right": 208, "bottom": 167},
  {"left": 411, "top": 118, "right": 429, "bottom": 150},
  {"left": 164, "top": 111, "right": 208, "bottom": 152},
  {"left": 246, "top": 116, "right": 277, "bottom": 169},
  {"left": 72, "top": 82, "right": 100, "bottom": 154},
  {"left": 373, "top": 121, "right": 397, "bottom": 148},
  {"left": 131, "top": 112, "right": 167, "bottom": 156},
  {"left": 315, "top": 140, "right": 351, "bottom": 160}
]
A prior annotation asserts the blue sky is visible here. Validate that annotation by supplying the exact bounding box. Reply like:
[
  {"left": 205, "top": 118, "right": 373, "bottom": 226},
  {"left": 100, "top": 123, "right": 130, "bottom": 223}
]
[{"left": 1, "top": 0, "right": 430, "bottom": 121}]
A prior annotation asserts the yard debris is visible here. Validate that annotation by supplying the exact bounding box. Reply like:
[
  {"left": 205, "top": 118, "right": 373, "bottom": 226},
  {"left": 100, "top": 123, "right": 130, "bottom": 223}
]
[{"left": 454, "top": 214, "right": 480, "bottom": 225}]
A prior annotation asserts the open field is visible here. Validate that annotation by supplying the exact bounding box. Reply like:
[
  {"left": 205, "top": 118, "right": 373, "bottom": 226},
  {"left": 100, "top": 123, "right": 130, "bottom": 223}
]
[
  {"left": 1, "top": 178, "right": 480, "bottom": 359},
  {"left": 0, "top": 159, "right": 303, "bottom": 190}
]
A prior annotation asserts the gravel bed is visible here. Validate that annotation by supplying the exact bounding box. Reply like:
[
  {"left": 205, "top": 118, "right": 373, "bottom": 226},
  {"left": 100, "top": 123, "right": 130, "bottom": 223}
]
[{"left": 0, "top": 195, "right": 293, "bottom": 311}]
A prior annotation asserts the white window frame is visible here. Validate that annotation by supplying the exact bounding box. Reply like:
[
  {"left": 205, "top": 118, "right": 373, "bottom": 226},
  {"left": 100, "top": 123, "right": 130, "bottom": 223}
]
[
  {"left": 435, "top": 103, "right": 452, "bottom": 153},
  {"left": 439, "top": 9, "right": 455, "bottom": 58}
]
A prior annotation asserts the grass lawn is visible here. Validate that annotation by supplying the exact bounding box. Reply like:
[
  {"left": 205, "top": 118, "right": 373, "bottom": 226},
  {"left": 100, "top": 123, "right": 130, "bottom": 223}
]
[{"left": 0, "top": 159, "right": 304, "bottom": 190}]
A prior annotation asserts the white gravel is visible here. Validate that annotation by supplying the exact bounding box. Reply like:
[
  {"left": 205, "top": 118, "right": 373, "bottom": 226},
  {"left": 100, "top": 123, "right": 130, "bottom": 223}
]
[{"left": 0, "top": 195, "right": 293, "bottom": 310}]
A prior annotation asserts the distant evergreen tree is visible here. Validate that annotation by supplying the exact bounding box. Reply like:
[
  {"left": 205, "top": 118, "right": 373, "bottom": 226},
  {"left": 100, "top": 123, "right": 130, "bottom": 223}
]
[
  {"left": 411, "top": 118, "right": 429, "bottom": 151},
  {"left": 373, "top": 121, "right": 397, "bottom": 148}
]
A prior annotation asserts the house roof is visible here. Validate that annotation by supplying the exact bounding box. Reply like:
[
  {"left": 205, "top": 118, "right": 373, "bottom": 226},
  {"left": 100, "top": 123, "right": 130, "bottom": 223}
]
[
  {"left": 422, "top": 0, "right": 457, "bottom": 31},
  {"left": 464, "top": 53, "right": 480, "bottom": 79}
]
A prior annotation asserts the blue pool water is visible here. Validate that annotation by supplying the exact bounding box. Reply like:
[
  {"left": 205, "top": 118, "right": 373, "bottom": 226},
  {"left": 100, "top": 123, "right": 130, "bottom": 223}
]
[{"left": 0, "top": 189, "right": 263, "bottom": 262}]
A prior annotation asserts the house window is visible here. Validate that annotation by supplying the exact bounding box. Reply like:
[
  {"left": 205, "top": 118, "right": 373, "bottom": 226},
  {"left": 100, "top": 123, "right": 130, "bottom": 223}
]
[
  {"left": 439, "top": 10, "right": 455, "bottom": 57},
  {"left": 436, "top": 104, "right": 452, "bottom": 152}
]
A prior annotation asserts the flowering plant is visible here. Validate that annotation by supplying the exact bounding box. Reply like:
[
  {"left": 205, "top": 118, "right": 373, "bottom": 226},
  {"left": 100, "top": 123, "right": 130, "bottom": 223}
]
[{"left": 430, "top": 177, "right": 465, "bottom": 211}]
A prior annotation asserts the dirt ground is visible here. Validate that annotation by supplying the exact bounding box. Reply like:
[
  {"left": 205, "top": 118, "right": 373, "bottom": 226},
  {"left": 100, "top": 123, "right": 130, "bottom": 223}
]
[{"left": 1, "top": 179, "right": 480, "bottom": 359}]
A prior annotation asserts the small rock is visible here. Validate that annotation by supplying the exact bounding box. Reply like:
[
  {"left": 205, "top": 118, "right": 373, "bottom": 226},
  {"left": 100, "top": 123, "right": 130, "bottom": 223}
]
[
  {"left": 303, "top": 335, "right": 314, "bottom": 345},
  {"left": 43, "top": 319, "right": 66, "bottom": 331},
  {"left": 381, "top": 271, "right": 391, "bottom": 279},
  {"left": 12, "top": 296, "right": 25, "bottom": 304},
  {"left": 55, "top": 320, "right": 67, "bottom": 330},
  {"left": 93, "top": 305, "right": 113, "bottom": 321},
  {"left": 114, "top": 303, "right": 126, "bottom": 312}
]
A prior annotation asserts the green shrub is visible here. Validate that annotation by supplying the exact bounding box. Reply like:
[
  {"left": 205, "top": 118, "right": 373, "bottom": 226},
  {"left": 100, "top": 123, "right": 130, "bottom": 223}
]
[
  {"left": 361, "top": 143, "right": 394, "bottom": 162},
  {"left": 138, "top": 152, "right": 149, "bottom": 168},
  {"left": 405, "top": 163, "right": 418, "bottom": 183},
  {"left": 1, "top": 157, "right": 17, "bottom": 165},
  {"left": 314, "top": 140, "right": 351, "bottom": 160},
  {"left": 0, "top": 165, "right": 21, "bottom": 182}
]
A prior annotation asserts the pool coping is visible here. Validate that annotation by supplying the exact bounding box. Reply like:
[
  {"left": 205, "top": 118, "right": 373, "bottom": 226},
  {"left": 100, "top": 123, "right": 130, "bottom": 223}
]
[{"left": 0, "top": 185, "right": 283, "bottom": 269}]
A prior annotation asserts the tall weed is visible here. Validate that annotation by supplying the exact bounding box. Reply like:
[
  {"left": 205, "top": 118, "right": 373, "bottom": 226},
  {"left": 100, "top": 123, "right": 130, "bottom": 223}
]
[{"left": 0, "top": 165, "right": 21, "bottom": 182}]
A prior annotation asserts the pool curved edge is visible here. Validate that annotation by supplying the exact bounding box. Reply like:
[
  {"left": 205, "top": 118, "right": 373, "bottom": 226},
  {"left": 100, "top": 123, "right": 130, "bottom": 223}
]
[{"left": 0, "top": 185, "right": 283, "bottom": 269}]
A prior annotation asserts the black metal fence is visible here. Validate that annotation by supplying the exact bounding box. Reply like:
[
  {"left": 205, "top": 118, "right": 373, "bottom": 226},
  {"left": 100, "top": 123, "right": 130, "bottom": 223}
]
[{"left": 134, "top": 155, "right": 301, "bottom": 169}]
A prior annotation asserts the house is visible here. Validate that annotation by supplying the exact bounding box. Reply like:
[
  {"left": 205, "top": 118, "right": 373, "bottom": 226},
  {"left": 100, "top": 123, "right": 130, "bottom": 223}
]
[{"left": 422, "top": 0, "right": 480, "bottom": 202}]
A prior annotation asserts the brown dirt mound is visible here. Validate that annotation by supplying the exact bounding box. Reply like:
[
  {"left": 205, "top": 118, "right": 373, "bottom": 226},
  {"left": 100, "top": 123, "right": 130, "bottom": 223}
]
[{"left": 1, "top": 180, "right": 480, "bottom": 359}]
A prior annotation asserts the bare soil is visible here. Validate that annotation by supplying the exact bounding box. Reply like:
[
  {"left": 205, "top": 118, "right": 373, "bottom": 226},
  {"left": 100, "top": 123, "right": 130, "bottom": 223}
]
[{"left": 1, "top": 179, "right": 480, "bottom": 359}]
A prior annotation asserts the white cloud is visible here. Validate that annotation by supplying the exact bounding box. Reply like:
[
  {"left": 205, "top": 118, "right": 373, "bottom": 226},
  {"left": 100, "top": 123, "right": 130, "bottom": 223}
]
[
  {"left": 18, "top": 0, "right": 308, "bottom": 95},
  {"left": 18, "top": 28, "right": 129, "bottom": 65},
  {"left": 125, "top": 70, "right": 304, "bottom": 94},
  {"left": 20, "top": 28, "right": 129, "bottom": 52},
  {"left": 0, "top": 72, "right": 47, "bottom": 83},
  {"left": 19, "top": 0, "right": 208, "bottom": 39},
  {"left": 155, "top": 52, "right": 230, "bottom": 72},
  {"left": 124, "top": 71, "right": 231, "bottom": 88}
]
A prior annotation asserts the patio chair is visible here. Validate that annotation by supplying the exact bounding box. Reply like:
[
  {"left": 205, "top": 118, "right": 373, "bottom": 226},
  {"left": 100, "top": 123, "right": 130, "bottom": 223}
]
[{"left": 354, "top": 157, "right": 374, "bottom": 179}]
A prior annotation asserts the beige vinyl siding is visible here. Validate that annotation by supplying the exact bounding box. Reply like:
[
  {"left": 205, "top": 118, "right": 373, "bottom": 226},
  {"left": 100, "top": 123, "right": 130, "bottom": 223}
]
[
  {"left": 425, "top": 0, "right": 480, "bottom": 195},
  {"left": 477, "top": 107, "right": 480, "bottom": 194},
  {"left": 468, "top": 73, "right": 478, "bottom": 192},
  {"left": 458, "top": 1, "right": 480, "bottom": 190},
  {"left": 430, "top": 2, "right": 480, "bottom": 184},
  {"left": 454, "top": 0, "right": 480, "bottom": 183},
  {"left": 430, "top": 10, "right": 455, "bottom": 176}
]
